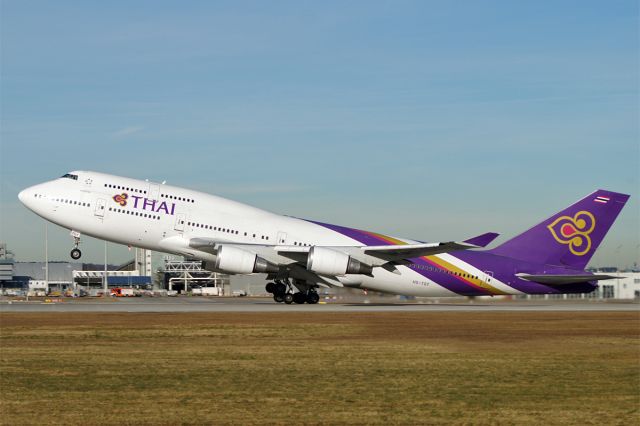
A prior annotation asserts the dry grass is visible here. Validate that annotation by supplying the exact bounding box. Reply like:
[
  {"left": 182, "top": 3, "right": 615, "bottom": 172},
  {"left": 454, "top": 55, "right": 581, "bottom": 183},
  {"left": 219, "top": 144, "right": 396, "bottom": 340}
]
[{"left": 1, "top": 312, "right": 638, "bottom": 425}]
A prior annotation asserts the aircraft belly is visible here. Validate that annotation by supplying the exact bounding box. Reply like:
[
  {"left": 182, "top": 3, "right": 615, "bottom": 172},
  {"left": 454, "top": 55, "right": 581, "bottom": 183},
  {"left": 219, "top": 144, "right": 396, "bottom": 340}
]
[{"left": 360, "top": 267, "right": 460, "bottom": 297}]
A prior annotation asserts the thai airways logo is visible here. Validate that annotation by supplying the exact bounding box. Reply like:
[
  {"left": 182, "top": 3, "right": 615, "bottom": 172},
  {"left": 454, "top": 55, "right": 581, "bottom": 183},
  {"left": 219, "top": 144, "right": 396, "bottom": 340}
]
[
  {"left": 547, "top": 211, "right": 595, "bottom": 256},
  {"left": 113, "top": 193, "right": 128, "bottom": 206},
  {"left": 110, "top": 192, "right": 176, "bottom": 215}
]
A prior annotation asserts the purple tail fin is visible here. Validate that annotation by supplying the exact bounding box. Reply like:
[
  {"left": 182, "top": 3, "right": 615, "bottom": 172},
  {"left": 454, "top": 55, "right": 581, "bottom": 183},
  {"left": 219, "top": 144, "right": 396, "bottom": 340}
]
[{"left": 489, "top": 190, "right": 630, "bottom": 269}]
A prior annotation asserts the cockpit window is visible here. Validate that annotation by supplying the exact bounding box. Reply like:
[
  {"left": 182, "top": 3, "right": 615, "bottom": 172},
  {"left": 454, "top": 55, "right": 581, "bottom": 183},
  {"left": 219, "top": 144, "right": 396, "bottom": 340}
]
[{"left": 61, "top": 173, "right": 78, "bottom": 180}]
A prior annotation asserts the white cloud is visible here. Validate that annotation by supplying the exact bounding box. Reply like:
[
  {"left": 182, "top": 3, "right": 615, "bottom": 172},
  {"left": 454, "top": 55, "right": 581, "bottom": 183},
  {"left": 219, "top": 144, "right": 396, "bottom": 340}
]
[{"left": 112, "top": 126, "right": 144, "bottom": 137}]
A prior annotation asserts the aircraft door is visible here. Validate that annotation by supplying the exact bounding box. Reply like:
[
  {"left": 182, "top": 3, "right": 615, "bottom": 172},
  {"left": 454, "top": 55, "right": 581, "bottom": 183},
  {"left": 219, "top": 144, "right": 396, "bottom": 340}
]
[
  {"left": 148, "top": 183, "right": 160, "bottom": 201},
  {"left": 174, "top": 214, "right": 186, "bottom": 232},
  {"left": 484, "top": 270, "right": 494, "bottom": 284},
  {"left": 94, "top": 199, "right": 106, "bottom": 217},
  {"left": 277, "top": 231, "right": 288, "bottom": 245}
]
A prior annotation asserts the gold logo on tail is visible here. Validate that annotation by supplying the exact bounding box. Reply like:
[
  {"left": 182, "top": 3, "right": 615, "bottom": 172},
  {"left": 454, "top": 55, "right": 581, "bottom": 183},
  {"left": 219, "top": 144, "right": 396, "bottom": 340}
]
[{"left": 547, "top": 211, "right": 595, "bottom": 256}]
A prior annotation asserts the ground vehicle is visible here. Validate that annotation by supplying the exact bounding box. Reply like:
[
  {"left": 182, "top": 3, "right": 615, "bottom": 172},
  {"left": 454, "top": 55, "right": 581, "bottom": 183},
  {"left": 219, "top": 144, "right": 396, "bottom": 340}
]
[{"left": 110, "top": 287, "right": 136, "bottom": 297}]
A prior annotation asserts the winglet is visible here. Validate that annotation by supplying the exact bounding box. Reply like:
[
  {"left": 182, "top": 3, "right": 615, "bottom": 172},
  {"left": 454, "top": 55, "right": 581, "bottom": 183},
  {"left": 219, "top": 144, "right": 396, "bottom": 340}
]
[{"left": 463, "top": 232, "right": 500, "bottom": 248}]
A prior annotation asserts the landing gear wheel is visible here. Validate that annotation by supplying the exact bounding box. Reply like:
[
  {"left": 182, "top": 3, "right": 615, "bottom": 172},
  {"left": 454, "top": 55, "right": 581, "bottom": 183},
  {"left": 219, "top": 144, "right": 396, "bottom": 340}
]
[
  {"left": 70, "top": 248, "right": 82, "bottom": 260},
  {"left": 306, "top": 291, "right": 320, "bottom": 304},
  {"left": 274, "top": 282, "right": 287, "bottom": 295},
  {"left": 284, "top": 293, "right": 294, "bottom": 304},
  {"left": 273, "top": 294, "right": 285, "bottom": 303},
  {"left": 265, "top": 282, "right": 276, "bottom": 294},
  {"left": 292, "top": 292, "right": 307, "bottom": 304}
]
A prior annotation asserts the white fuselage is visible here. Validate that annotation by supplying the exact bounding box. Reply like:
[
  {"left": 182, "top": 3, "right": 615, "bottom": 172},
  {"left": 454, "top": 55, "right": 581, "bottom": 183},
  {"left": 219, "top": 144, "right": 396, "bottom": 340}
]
[{"left": 18, "top": 171, "right": 520, "bottom": 297}]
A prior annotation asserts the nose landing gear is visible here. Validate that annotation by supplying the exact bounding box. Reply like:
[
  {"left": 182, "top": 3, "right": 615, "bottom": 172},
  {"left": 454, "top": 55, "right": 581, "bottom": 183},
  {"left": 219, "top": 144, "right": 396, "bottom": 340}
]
[
  {"left": 70, "top": 248, "right": 82, "bottom": 260},
  {"left": 69, "top": 231, "right": 82, "bottom": 260}
]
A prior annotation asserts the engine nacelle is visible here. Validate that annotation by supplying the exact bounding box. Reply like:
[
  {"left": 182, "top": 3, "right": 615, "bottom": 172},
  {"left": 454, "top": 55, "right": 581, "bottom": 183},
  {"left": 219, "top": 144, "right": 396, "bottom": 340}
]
[
  {"left": 307, "top": 246, "right": 372, "bottom": 276},
  {"left": 206, "top": 245, "right": 279, "bottom": 274}
]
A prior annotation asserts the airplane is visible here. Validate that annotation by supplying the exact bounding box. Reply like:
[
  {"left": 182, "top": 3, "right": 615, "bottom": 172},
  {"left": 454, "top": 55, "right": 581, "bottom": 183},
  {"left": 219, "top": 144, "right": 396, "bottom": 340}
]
[{"left": 18, "top": 171, "right": 629, "bottom": 304}]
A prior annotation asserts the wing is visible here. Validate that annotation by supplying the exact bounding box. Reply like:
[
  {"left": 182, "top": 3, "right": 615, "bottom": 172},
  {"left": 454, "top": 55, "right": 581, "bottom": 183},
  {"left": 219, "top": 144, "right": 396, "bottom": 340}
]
[
  {"left": 171, "top": 232, "right": 500, "bottom": 288},
  {"left": 362, "top": 232, "right": 500, "bottom": 261},
  {"left": 187, "top": 232, "right": 498, "bottom": 266}
]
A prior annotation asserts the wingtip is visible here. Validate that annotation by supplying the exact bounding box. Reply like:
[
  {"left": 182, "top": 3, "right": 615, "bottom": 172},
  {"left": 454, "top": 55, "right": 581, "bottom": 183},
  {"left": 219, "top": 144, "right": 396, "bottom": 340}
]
[{"left": 464, "top": 232, "right": 500, "bottom": 248}]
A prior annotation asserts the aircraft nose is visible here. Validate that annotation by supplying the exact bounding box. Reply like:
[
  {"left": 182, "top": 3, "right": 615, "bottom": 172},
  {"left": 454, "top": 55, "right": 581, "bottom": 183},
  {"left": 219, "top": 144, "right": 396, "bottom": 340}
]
[{"left": 18, "top": 187, "right": 32, "bottom": 205}]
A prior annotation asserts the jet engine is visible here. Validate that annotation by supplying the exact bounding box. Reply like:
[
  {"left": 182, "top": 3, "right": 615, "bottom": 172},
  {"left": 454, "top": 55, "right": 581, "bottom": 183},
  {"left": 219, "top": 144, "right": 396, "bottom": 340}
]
[
  {"left": 307, "top": 246, "right": 372, "bottom": 276},
  {"left": 206, "top": 245, "right": 279, "bottom": 274}
]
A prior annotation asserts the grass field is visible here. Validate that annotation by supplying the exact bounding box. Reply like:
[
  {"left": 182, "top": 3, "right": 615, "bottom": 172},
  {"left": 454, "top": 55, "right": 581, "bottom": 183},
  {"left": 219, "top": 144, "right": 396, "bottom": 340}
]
[{"left": 1, "top": 312, "right": 638, "bottom": 425}]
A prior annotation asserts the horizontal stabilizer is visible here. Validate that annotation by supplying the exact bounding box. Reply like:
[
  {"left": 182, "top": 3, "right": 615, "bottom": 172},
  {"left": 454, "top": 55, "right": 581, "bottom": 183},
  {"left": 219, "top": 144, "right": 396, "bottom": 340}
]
[{"left": 516, "top": 273, "right": 619, "bottom": 285}]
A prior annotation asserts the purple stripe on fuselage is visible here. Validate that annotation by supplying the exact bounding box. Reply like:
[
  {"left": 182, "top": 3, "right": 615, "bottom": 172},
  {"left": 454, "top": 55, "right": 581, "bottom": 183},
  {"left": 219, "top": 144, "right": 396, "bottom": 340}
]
[
  {"left": 409, "top": 256, "right": 493, "bottom": 296},
  {"left": 305, "top": 219, "right": 401, "bottom": 246}
]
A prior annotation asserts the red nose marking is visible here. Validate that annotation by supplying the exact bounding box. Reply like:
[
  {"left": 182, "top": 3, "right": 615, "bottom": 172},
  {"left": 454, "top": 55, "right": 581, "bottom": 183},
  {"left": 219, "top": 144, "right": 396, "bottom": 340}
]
[{"left": 561, "top": 224, "right": 577, "bottom": 237}]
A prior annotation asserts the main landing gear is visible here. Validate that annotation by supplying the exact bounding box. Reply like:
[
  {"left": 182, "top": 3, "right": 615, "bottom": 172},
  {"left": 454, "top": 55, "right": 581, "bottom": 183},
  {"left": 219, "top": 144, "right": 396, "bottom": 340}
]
[
  {"left": 69, "top": 231, "right": 82, "bottom": 260},
  {"left": 265, "top": 280, "right": 319, "bottom": 305}
]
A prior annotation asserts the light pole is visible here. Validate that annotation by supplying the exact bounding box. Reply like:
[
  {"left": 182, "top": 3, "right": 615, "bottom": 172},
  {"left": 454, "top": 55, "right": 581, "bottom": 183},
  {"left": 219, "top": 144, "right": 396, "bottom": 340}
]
[
  {"left": 103, "top": 241, "right": 108, "bottom": 296},
  {"left": 45, "top": 222, "right": 49, "bottom": 294}
]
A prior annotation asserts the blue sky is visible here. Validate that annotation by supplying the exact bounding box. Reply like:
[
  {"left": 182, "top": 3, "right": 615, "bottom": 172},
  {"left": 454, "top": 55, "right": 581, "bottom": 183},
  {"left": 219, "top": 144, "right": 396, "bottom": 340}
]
[{"left": 1, "top": 0, "right": 638, "bottom": 267}]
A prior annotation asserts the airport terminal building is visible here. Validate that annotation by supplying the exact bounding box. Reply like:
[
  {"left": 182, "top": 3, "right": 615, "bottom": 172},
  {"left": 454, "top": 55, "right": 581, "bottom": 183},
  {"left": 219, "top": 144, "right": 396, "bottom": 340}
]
[{"left": 0, "top": 243, "right": 232, "bottom": 296}]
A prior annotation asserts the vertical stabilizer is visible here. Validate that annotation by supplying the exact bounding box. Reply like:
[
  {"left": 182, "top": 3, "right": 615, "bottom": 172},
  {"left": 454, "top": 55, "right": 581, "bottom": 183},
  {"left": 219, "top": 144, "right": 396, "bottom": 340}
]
[{"left": 489, "top": 190, "right": 629, "bottom": 269}]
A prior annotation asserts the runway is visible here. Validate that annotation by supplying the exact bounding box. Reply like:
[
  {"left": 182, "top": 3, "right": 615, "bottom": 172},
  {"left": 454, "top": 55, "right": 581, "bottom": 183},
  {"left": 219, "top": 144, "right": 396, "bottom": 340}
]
[{"left": 1, "top": 297, "right": 638, "bottom": 312}]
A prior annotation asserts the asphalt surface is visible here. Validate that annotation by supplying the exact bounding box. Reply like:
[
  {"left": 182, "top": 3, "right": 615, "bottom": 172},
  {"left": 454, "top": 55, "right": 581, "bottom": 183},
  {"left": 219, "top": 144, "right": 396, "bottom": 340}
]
[{"left": 1, "top": 297, "right": 638, "bottom": 312}]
